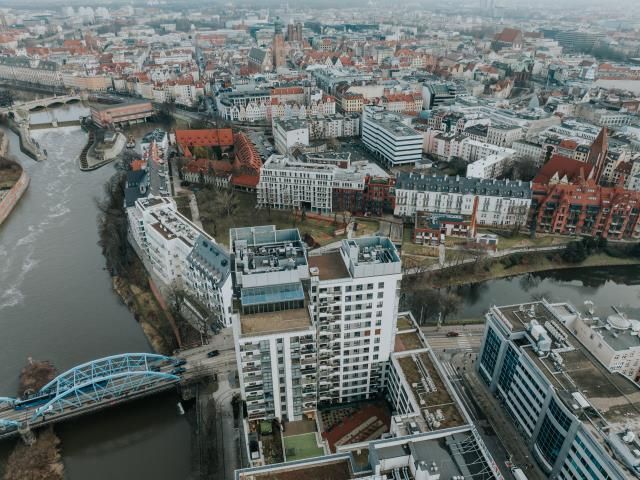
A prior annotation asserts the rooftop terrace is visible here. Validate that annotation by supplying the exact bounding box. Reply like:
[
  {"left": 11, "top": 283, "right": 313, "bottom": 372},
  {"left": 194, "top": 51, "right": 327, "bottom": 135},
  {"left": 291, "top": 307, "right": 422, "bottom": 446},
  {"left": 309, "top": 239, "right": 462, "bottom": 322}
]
[
  {"left": 396, "top": 352, "right": 465, "bottom": 430},
  {"left": 308, "top": 251, "right": 350, "bottom": 281},
  {"left": 239, "top": 306, "right": 312, "bottom": 336}
]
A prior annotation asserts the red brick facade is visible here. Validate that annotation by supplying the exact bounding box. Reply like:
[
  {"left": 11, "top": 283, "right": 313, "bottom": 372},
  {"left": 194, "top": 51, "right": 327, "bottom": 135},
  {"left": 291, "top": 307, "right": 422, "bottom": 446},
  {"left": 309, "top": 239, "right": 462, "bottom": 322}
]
[{"left": 531, "top": 179, "right": 640, "bottom": 240}]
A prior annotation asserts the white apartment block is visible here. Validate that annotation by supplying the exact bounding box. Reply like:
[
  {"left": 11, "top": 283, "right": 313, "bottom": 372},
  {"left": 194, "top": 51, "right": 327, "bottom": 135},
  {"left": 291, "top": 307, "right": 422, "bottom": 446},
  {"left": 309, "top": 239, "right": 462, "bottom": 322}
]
[
  {"left": 459, "top": 138, "right": 515, "bottom": 163},
  {"left": 308, "top": 237, "right": 403, "bottom": 405},
  {"left": 394, "top": 172, "right": 532, "bottom": 227},
  {"left": 513, "top": 140, "right": 545, "bottom": 165},
  {"left": 361, "top": 105, "right": 423, "bottom": 167},
  {"left": 257, "top": 154, "right": 335, "bottom": 213},
  {"left": 466, "top": 153, "right": 512, "bottom": 179},
  {"left": 257, "top": 154, "right": 388, "bottom": 213},
  {"left": 273, "top": 118, "right": 310, "bottom": 154},
  {"left": 486, "top": 124, "right": 524, "bottom": 148},
  {"left": 230, "top": 226, "right": 316, "bottom": 421},
  {"left": 308, "top": 113, "right": 360, "bottom": 139},
  {"left": 0, "top": 57, "right": 63, "bottom": 88},
  {"left": 127, "top": 196, "right": 233, "bottom": 327},
  {"left": 231, "top": 228, "right": 404, "bottom": 421}
]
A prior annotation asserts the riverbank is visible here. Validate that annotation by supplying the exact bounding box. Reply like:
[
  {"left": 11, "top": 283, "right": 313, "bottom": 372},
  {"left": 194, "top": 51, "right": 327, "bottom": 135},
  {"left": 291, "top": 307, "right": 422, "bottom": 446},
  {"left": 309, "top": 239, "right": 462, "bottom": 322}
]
[
  {"left": 3, "top": 360, "right": 63, "bottom": 480},
  {"left": 424, "top": 251, "right": 640, "bottom": 288},
  {"left": 111, "top": 261, "right": 179, "bottom": 356},
  {"left": 0, "top": 137, "right": 30, "bottom": 226},
  {"left": 3, "top": 427, "right": 63, "bottom": 480}
]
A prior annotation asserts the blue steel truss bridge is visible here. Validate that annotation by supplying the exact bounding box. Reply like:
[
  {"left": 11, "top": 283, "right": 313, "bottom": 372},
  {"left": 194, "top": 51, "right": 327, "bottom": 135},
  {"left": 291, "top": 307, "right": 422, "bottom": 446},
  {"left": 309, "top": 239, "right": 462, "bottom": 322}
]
[{"left": 0, "top": 353, "right": 188, "bottom": 440}]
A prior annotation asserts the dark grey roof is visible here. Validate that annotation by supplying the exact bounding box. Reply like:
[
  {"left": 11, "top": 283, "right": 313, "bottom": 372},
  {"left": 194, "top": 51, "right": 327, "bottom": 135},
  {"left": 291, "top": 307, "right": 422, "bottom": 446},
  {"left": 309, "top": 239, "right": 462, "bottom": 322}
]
[
  {"left": 188, "top": 235, "right": 231, "bottom": 283},
  {"left": 126, "top": 169, "right": 147, "bottom": 187},
  {"left": 248, "top": 47, "right": 267, "bottom": 64},
  {"left": 124, "top": 170, "right": 149, "bottom": 207},
  {"left": 396, "top": 172, "right": 532, "bottom": 198},
  {"left": 0, "top": 56, "right": 59, "bottom": 71}
]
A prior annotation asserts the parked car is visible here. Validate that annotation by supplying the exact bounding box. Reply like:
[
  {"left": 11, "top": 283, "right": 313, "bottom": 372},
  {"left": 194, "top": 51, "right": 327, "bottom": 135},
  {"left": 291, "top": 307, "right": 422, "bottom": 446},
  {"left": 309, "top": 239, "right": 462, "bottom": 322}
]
[
  {"left": 174, "top": 359, "right": 187, "bottom": 366},
  {"left": 446, "top": 331, "right": 460, "bottom": 337},
  {"left": 171, "top": 367, "right": 186, "bottom": 375},
  {"left": 207, "top": 350, "right": 220, "bottom": 358}
]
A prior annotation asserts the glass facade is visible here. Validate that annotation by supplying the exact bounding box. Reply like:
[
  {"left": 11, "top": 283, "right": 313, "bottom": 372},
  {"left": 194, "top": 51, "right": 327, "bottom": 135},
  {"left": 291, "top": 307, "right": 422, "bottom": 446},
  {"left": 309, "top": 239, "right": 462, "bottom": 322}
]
[
  {"left": 537, "top": 414, "right": 566, "bottom": 465},
  {"left": 550, "top": 399, "right": 572, "bottom": 431},
  {"left": 480, "top": 326, "right": 501, "bottom": 383},
  {"left": 498, "top": 345, "right": 519, "bottom": 390},
  {"left": 561, "top": 435, "right": 612, "bottom": 480}
]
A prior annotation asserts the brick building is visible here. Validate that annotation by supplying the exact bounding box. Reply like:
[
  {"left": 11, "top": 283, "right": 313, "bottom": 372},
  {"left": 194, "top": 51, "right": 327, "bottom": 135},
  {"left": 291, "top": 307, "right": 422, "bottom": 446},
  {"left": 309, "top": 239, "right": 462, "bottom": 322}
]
[{"left": 531, "top": 180, "right": 640, "bottom": 239}]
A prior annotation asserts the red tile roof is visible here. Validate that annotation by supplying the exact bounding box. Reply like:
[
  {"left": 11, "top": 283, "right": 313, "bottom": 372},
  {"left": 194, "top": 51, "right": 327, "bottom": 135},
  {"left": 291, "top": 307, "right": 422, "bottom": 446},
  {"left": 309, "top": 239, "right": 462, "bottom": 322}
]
[
  {"left": 534, "top": 154, "right": 593, "bottom": 184},
  {"left": 175, "top": 128, "right": 234, "bottom": 149}
]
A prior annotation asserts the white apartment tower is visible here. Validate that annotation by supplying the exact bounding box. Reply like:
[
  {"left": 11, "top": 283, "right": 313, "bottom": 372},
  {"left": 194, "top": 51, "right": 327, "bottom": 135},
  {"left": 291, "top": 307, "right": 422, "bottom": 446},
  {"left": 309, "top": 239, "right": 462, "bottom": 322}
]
[
  {"left": 232, "top": 228, "right": 403, "bottom": 420},
  {"left": 308, "top": 237, "right": 402, "bottom": 405},
  {"left": 231, "top": 226, "right": 317, "bottom": 422}
]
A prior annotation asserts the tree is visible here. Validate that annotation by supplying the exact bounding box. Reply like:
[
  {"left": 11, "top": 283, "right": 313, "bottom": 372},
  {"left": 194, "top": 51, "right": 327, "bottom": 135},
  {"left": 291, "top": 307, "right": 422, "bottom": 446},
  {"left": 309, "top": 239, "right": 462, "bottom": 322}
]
[
  {"left": 96, "top": 172, "right": 132, "bottom": 277},
  {"left": 562, "top": 241, "right": 587, "bottom": 263},
  {"left": 174, "top": 156, "right": 185, "bottom": 180},
  {"left": 447, "top": 156, "right": 467, "bottom": 176},
  {"left": 512, "top": 156, "right": 539, "bottom": 182},
  {"left": 217, "top": 187, "right": 239, "bottom": 217},
  {"left": 119, "top": 148, "right": 139, "bottom": 171},
  {"left": 400, "top": 286, "right": 461, "bottom": 325}
]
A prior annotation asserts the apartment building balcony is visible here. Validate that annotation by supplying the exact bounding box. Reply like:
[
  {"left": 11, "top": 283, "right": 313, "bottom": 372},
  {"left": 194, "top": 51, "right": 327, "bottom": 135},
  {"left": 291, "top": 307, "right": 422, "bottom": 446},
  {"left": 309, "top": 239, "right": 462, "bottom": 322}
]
[
  {"left": 248, "top": 411, "right": 266, "bottom": 421},
  {"left": 244, "top": 374, "right": 263, "bottom": 385}
]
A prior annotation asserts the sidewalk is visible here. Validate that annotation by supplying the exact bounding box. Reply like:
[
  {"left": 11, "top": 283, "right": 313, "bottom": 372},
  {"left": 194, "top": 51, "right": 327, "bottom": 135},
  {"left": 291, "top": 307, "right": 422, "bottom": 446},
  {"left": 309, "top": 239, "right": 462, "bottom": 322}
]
[{"left": 459, "top": 365, "right": 546, "bottom": 480}]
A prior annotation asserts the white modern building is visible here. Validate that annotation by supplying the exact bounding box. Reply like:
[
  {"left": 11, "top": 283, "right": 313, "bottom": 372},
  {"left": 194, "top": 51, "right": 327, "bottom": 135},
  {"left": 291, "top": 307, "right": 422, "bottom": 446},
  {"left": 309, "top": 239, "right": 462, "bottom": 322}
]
[
  {"left": 236, "top": 310, "right": 503, "bottom": 479},
  {"left": 552, "top": 304, "right": 640, "bottom": 382},
  {"left": 273, "top": 118, "right": 310, "bottom": 154},
  {"left": 486, "top": 124, "right": 524, "bottom": 148},
  {"left": 478, "top": 300, "right": 640, "bottom": 479},
  {"left": 230, "top": 226, "right": 316, "bottom": 422},
  {"left": 127, "top": 196, "right": 233, "bottom": 327},
  {"left": 361, "top": 105, "right": 423, "bottom": 167},
  {"left": 257, "top": 154, "right": 389, "bottom": 213},
  {"left": 466, "top": 153, "right": 512, "bottom": 179},
  {"left": 232, "top": 229, "right": 404, "bottom": 421},
  {"left": 459, "top": 138, "right": 515, "bottom": 163},
  {"left": 257, "top": 154, "right": 335, "bottom": 213},
  {"left": 308, "top": 236, "right": 403, "bottom": 405},
  {"left": 394, "top": 172, "right": 532, "bottom": 227}
]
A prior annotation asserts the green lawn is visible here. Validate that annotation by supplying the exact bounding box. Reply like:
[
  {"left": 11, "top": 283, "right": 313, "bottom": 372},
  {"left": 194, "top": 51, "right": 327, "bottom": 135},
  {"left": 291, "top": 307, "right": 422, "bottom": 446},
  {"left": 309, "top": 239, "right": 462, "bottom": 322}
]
[
  {"left": 283, "top": 433, "right": 324, "bottom": 461},
  {"left": 477, "top": 229, "right": 570, "bottom": 251}
]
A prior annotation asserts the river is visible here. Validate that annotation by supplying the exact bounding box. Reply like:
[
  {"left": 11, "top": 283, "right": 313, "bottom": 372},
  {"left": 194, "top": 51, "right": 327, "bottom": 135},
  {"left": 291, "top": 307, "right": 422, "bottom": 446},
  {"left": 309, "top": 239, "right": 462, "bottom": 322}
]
[
  {"left": 0, "top": 125, "right": 193, "bottom": 479},
  {"left": 454, "top": 266, "right": 640, "bottom": 321}
]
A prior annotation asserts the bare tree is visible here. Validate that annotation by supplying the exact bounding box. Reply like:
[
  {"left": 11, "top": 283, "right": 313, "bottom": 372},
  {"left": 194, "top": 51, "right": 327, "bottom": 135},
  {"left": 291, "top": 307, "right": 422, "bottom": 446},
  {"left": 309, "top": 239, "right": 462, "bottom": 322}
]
[{"left": 96, "top": 171, "right": 132, "bottom": 277}]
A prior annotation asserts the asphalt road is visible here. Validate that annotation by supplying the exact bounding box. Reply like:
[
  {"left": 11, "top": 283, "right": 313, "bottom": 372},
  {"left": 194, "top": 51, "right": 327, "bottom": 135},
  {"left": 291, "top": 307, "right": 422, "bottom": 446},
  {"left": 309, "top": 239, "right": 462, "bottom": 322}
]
[{"left": 421, "top": 325, "right": 485, "bottom": 352}]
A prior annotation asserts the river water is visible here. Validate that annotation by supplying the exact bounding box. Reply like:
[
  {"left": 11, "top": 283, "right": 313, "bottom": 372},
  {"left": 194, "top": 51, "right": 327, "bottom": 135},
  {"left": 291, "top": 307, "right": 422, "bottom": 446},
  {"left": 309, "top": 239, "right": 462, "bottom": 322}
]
[
  {"left": 0, "top": 126, "right": 192, "bottom": 479},
  {"left": 0, "top": 106, "right": 639, "bottom": 479},
  {"left": 454, "top": 266, "right": 640, "bottom": 321}
]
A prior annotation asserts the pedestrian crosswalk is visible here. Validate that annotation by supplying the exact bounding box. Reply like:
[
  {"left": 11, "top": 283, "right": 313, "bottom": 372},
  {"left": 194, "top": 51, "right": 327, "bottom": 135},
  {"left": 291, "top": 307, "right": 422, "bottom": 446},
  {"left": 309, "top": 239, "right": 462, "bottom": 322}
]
[{"left": 424, "top": 333, "right": 480, "bottom": 352}]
